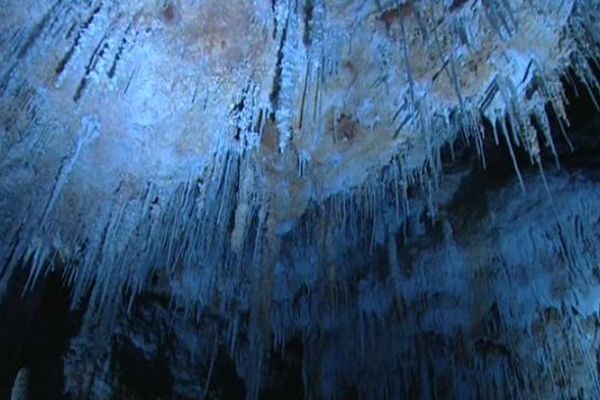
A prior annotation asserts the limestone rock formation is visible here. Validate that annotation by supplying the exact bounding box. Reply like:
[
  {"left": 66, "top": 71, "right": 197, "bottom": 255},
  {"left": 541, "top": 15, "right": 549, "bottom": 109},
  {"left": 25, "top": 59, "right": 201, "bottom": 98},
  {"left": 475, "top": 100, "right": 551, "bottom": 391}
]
[
  {"left": 0, "top": 0, "right": 599, "bottom": 398},
  {"left": 10, "top": 368, "right": 29, "bottom": 400}
]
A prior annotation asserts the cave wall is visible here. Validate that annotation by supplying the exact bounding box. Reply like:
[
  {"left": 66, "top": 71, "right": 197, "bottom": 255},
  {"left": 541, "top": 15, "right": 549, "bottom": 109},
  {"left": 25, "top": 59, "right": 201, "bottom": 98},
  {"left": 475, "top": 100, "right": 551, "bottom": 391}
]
[{"left": 0, "top": 0, "right": 599, "bottom": 399}]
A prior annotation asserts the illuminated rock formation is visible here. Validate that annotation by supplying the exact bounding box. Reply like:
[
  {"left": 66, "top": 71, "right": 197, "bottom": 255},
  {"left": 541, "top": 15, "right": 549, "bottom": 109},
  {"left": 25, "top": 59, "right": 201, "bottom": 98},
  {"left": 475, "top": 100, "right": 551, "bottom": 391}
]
[{"left": 0, "top": 0, "right": 599, "bottom": 398}]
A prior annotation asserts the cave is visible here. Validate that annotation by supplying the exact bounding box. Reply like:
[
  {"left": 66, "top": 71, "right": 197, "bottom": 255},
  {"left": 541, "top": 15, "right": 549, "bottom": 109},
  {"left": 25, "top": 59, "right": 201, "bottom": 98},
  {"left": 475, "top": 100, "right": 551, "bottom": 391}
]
[{"left": 1, "top": 1, "right": 600, "bottom": 399}]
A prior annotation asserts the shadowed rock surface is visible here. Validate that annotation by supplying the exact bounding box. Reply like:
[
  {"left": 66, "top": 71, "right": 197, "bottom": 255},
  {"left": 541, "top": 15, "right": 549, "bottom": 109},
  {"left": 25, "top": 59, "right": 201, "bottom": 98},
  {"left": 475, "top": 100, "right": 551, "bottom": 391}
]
[{"left": 1, "top": 1, "right": 600, "bottom": 399}]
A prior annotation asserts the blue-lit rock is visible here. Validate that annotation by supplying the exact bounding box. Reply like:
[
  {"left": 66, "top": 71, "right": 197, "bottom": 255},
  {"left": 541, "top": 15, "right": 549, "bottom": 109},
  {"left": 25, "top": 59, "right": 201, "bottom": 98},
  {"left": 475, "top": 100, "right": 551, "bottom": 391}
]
[{"left": 0, "top": 0, "right": 599, "bottom": 398}]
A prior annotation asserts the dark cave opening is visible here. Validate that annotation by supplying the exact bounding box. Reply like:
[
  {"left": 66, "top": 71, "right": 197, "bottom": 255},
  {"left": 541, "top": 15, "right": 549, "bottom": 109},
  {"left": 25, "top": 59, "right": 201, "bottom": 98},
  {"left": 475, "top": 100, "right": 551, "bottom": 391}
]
[
  {"left": 207, "top": 352, "right": 247, "bottom": 400},
  {"left": 260, "top": 336, "right": 304, "bottom": 400},
  {"left": 113, "top": 336, "right": 174, "bottom": 399},
  {"left": 0, "top": 267, "right": 81, "bottom": 399}
]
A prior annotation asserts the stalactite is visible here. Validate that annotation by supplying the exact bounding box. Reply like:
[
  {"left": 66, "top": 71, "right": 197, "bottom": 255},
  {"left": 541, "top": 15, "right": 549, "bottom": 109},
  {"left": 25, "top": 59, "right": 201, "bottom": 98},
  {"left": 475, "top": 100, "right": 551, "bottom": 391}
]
[{"left": 1, "top": 0, "right": 600, "bottom": 398}]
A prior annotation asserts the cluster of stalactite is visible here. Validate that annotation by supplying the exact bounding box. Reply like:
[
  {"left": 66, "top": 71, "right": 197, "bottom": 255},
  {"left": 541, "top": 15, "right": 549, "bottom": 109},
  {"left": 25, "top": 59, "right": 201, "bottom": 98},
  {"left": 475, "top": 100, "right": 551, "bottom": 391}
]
[{"left": 0, "top": 0, "right": 599, "bottom": 398}]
